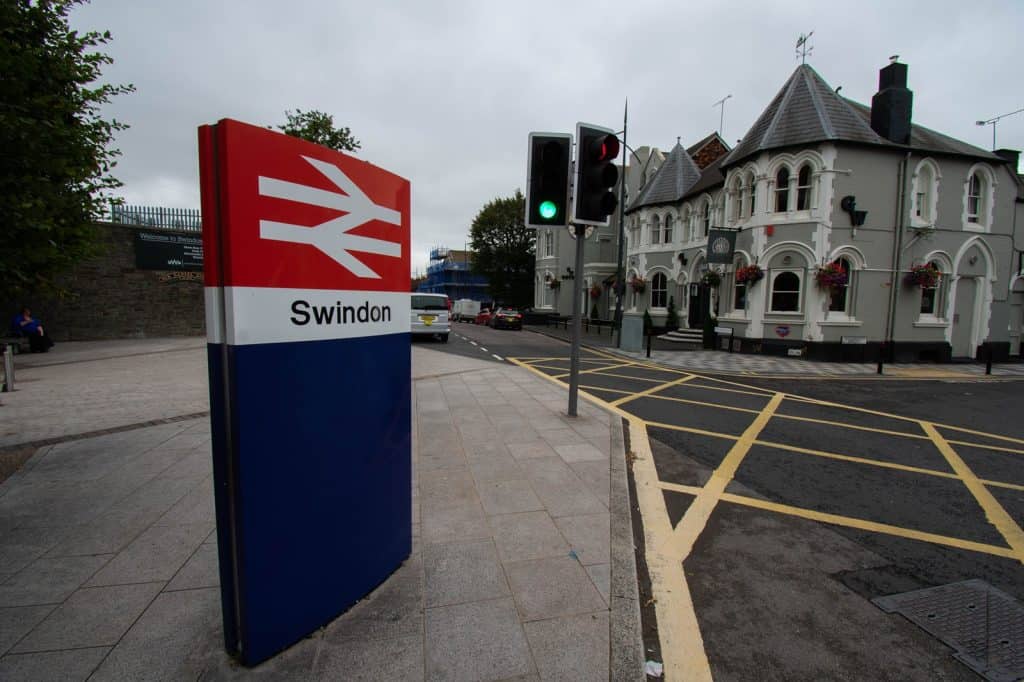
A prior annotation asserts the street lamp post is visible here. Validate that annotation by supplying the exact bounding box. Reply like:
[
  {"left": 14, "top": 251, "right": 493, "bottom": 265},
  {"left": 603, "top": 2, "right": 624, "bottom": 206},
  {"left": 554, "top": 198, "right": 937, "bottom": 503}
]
[{"left": 976, "top": 107, "right": 1024, "bottom": 150}]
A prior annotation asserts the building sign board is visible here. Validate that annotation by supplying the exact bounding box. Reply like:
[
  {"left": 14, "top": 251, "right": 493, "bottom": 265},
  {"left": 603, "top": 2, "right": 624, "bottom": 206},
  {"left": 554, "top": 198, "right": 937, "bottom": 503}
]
[
  {"left": 706, "top": 228, "right": 737, "bottom": 264},
  {"left": 199, "top": 119, "right": 411, "bottom": 666},
  {"left": 134, "top": 231, "right": 203, "bottom": 271}
]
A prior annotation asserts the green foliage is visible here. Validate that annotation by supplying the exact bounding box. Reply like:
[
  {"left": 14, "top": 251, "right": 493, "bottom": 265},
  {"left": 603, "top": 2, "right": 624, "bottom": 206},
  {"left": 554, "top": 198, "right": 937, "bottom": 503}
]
[
  {"left": 0, "top": 0, "right": 134, "bottom": 299},
  {"left": 643, "top": 309, "right": 653, "bottom": 333},
  {"left": 278, "top": 109, "right": 361, "bottom": 152},
  {"left": 469, "top": 191, "right": 535, "bottom": 307},
  {"left": 666, "top": 296, "right": 679, "bottom": 328}
]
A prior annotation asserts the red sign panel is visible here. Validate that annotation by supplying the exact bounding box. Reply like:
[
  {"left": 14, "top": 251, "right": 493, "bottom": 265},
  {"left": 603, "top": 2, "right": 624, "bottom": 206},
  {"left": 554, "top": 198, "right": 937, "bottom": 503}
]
[{"left": 199, "top": 119, "right": 410, "bottom": 292}]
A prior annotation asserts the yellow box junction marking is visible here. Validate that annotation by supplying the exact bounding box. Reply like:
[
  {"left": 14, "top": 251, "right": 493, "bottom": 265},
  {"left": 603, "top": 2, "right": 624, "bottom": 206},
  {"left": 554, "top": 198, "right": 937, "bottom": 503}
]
[
  {"left": 921, "top": 421, "right": 1024, "bottom": 564},
  {"left": 671, "top": 393, "right": 786, "bottom": 558},
  {"left": 629, "top": 419, "right": 713, "bottom": 682},
  {"left": 659, "top": 482, "right": 1018, "bottom": 560},
  {"left": 610, "top": 374, "right": 698, "bottom": 407}
]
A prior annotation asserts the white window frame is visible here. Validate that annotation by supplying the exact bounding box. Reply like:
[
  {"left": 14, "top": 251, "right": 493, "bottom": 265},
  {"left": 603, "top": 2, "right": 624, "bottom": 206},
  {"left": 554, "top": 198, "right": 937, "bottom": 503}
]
[
  {"left": 910, "top": 158, "right": 940, "bottom": 228},
  {"left": 650, "top": 214, "right": 661, "bottom": 245},
  {"left": 962, "top": 164, "right": 996, "bottom": 233},
  {"left": 746, "top": 171, "right": 757, "bottom": 217},
  {"left": 795, "top": 164, "right": 813, "bottom": 211},
  {"left": 663, "top": 213, "right": 674, "bottom": 244},
  {"left": 768, "top": 270, "right": 803, "bottom": 314},
  {"left": 651, "top": 272, "right": 668, "bottom": 309},
  {"left": 774, "top": 166, "right": 791, "bottom": 213}
]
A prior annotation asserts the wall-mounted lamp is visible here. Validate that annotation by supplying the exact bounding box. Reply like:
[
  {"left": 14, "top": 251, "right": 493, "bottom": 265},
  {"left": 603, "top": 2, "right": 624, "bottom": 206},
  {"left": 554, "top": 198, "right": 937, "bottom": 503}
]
[{"left": 840, "top": 195, "right": 867, "bottom": 227}]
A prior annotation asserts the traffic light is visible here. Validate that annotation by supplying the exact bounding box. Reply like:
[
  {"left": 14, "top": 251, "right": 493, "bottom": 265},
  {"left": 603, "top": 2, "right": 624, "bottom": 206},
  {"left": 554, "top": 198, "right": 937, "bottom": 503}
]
[
  {"left": 573, "top": 123, "right": 620, "bottom": 226},
  {"left": 526, "top": 132, "right": 572, "bottom": 229}
]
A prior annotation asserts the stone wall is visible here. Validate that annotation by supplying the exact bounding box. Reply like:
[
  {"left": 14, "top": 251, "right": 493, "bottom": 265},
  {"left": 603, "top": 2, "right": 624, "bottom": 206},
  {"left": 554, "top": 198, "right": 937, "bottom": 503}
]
[{"left": 8, "top": 223, "right": 205, "bottom": 341}]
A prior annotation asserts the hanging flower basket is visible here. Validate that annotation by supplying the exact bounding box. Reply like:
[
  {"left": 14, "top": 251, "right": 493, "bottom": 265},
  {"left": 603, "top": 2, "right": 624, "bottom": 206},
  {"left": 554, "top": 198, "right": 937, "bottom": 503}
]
[
  {"left": 549, "top": 279, "right": 560, "bottom": 290},
  {"left": 589, "top": 284, "right": 602, "bottom": 300},
  {"left": 701, "top": 271, "right": 721, "bottom": 287},
  {"left": 906, "top": 263, "right": 941, "bottom": 288},
  {"left": 735, "top": 264, "right": 764, "bottom": 284},
  {"left": 630, "top": 276, "right": 647, "bottom": 293},
  {"left": 815, "top": 262, "right": 848, "bottom": 289}
]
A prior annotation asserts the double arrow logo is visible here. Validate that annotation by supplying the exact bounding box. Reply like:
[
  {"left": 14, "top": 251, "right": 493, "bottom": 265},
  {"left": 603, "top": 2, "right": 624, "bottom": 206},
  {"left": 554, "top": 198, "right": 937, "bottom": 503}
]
[{"left": 258, "top": 156, "right": 401, "bottom": 279}]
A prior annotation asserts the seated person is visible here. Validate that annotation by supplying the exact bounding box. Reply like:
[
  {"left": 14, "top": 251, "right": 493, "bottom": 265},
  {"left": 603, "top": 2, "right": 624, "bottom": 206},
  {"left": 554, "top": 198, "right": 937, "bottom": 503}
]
[{"left": 10, "top": 307, "right": 54, "bottom": 353}]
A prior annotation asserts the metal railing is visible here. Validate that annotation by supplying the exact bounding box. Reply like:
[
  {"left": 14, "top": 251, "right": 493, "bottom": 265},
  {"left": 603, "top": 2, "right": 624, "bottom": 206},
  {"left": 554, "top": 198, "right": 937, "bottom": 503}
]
[{"left": 106, "top": 202, "right": 202, "bottom": 232}]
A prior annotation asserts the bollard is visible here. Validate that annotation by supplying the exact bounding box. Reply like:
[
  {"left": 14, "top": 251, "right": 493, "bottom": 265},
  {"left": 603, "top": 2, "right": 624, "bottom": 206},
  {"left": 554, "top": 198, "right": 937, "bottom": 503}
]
[
  {"left": 646, "top": 333, "right": 652, "bottom": 358},
  {"left": 2, "top": 345, "right": 13, "bottom": 392},
  {"left": 985, "top": 342, "right": 993, "bottom": 375},
  {"left": 876, "top": 342, "right": 884, "bottom": 375}
]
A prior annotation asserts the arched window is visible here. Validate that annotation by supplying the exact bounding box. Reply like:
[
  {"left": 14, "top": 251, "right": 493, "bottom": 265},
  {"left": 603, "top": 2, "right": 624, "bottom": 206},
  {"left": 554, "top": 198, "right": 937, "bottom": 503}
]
[
  {"left": 920, "top": 261, "right": 944, "bottom": 316},
  {"left": 775, "top": 167, "right": 790, "bottom": 212},
  {"left": 663, "top": 214, "right": 674, "bottom": 243},
  {"left": 770, "top": 271, "right": 801, "bottom": 312},
  {"left": 828, "top": 257, "right": 853, "bottom": 313},
  {"left": 967, "top": 173, "right": 983, "bottom": 224},
  {"left": 650, "top": 214, "right": 661, "bottom": 244},
  {"left": 680, "top": 206, "right": 691, "bottom": 242},
  {"left": 746, "top": 172, "right": 757, "bottom": 216},
  {"left": 796, "top": 164, "right": 812, "bottom": 210},
  {"left": 731, "top": 176, "right": 743, "bottom": 221},
  {"left": 732, "top": 259, "right": 747, "bottom": 311},
  {"left": 651, "top": 272, "right": 668, "bottom": 308},
  {"left": 912, "top": 160, "right": 938, "bottom": 225},
  {"left": 702, "top": 200, "right": 711, "bottom": 236},
  {"left": 544, "top": 230, "right": 554, "bottom": 258}
]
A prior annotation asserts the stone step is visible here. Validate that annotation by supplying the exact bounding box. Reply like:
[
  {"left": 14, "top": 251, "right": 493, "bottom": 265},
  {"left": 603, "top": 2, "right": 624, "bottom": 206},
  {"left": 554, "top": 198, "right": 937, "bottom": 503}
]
[{"left": 658, "top": 329, "right": 704, "bottom": 344}]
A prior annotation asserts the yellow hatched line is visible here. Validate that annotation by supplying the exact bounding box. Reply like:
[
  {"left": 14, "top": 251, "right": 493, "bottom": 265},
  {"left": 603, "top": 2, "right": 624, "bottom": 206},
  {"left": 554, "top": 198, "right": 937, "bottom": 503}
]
[
  {"left": 579, "top": 384, "right": 633, "bottom": 396},
  {"left": 628, "top": 420, "right": 712, "bottom": 681},
  {"left": 945, "top": 439, "right": 1024, "bottom": 456},
  {"left": 670, "top": 393, "right": 785, "bottom": 558},
  {"left": 644, "top": 419, "right": 1024, "bottom": 492},
  {"left": 552, "top": 361, "right": 642, "bottom": 380},
  {"left": 659, "top": 482, "right": 1018, "bottom": 560},
  {"left": 610, "top": 374, "right": 698, "bottom": 407},
  {"left": 685, "top": 382, "right": 777, "bottom": 398},
  {"left": 920, "top": 422, "right": 1024, "bottom": 564}
]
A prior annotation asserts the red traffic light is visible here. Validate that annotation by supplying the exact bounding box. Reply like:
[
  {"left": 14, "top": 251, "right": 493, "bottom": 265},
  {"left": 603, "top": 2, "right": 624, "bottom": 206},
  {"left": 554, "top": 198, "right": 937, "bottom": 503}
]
[{"left": 596, "top": 135, "right": 620, "bottom": 162}]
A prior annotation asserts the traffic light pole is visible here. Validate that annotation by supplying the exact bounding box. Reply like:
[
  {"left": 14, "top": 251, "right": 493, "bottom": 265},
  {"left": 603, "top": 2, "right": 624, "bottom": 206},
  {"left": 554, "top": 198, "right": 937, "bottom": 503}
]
[{"left": 567, "top": 222, "right": 586, "bottom": 417}]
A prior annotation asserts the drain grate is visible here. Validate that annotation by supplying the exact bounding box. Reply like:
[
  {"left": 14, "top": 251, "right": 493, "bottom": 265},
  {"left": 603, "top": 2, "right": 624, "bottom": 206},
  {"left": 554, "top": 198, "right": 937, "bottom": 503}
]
[{"left": 873, "top": 579, "right": 1024, "bottom": 682}]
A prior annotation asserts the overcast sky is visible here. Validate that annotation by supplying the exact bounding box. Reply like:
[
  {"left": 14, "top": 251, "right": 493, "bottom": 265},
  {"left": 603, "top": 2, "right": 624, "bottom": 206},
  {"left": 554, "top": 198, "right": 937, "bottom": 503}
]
[{"left": 73, "top": 1, "right": 1024, "bottom": 275}]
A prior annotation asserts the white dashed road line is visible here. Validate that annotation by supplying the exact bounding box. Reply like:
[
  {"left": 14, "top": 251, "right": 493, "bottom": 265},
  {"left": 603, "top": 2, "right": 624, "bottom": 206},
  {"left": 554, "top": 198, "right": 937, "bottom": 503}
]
[
  {"left": 470, "top": 341, "right": 478, "bottom": 346},
  {"left": 492, "top": 354, "right": 504, "bottom": 361},
  {"left": 480, "top": 348, "right": 488, "bottom": 353}
]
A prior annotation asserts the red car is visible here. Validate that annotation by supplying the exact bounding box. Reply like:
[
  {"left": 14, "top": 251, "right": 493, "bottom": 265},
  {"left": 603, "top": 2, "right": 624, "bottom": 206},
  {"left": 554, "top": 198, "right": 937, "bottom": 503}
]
[{"left": 474, "top": 308, "right": 493, "bottom": 325}]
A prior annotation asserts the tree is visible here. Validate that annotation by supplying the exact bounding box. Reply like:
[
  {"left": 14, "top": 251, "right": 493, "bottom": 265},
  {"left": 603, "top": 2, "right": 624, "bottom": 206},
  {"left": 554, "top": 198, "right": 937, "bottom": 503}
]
[
  {"left": 0, "top": 0, "right": 134, "bottom": 300},
  {"left": 469, "top": 191, "right": 535, "bottom": 307},
  {"left": 277, "top": 109, "right": 361, "bottom": 152}
]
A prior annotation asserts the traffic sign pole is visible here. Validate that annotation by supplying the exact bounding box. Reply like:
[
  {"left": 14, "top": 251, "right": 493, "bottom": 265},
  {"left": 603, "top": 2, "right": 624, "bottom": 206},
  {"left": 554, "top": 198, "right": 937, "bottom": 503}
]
[{"left": 567, "top": 222, "right": 586, "bottom": 417}]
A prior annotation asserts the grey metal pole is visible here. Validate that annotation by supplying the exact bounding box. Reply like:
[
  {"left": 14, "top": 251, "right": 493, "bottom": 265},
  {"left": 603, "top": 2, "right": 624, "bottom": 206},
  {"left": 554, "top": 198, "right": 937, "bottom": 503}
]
[
  {"left": 2, "top": 345, "right": 14, "bottom": 392},
  {"left": 567, "top": 223, "right": 586, "bottom": 417},
  {"left": 612, "top": 100, "right": 628, "bottom": 347}
]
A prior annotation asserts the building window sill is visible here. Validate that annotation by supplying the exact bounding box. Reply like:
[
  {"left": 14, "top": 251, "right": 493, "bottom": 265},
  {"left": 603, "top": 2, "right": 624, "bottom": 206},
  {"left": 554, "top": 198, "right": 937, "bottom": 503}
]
[
  {"left": 819, "top": 319, "right": 862, "bottom": 327},
  {"left": 913, "top": 320, "right": 948, "bottom": 328}
]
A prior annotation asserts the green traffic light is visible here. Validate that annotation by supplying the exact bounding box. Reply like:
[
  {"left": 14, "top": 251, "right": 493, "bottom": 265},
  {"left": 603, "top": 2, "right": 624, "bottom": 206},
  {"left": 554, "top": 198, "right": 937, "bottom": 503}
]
[{"left": 539, "top": 201, "right": 557, "bottom": 219}]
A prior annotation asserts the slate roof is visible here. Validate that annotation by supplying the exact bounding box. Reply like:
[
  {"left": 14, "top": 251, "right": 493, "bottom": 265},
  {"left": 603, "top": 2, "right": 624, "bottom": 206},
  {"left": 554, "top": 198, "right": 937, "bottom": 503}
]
[
  {"left": 682, "top": 153, "right": 727, "bottom": 201},
  {"left": 721, "top": 63, "right": 1002, "bottom": 168},
  {"left": 626, "top": 142, "right": 702, "bottom": 212}
]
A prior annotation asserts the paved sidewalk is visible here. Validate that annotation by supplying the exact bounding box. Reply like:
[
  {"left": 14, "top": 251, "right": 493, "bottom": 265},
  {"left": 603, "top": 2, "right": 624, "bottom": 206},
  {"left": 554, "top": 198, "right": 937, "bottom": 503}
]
[
  {"left": 0, "top": 340, "right": 642, "bottom": 680},
  {"left": 526, "top": 324, "right": 1024, "bottom": 377}
]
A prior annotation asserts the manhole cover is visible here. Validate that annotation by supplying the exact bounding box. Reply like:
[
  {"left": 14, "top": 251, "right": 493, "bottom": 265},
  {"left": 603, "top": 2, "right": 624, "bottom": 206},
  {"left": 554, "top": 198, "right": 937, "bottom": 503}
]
[{"left": 873, "top": 579, "right": 1024, "bottom": 682}]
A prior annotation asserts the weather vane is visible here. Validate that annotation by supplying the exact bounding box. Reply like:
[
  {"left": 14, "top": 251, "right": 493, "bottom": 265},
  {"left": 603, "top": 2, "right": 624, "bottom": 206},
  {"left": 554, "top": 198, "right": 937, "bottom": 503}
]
[{"left": 795, "top": 31, "right": 814, "bottom": 64}]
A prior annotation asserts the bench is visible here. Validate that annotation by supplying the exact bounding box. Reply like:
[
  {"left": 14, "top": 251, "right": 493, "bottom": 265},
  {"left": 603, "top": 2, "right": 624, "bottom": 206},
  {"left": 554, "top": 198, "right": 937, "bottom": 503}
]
[{"left": 1, "top": 336, "right": 29, "bottom": 354}]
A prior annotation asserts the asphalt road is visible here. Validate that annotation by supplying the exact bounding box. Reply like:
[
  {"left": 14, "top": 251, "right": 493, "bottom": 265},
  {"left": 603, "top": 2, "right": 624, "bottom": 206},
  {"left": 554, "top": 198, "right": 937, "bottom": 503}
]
[{"left": 428, "top": 327, "right": 1024, "bottom": 680}]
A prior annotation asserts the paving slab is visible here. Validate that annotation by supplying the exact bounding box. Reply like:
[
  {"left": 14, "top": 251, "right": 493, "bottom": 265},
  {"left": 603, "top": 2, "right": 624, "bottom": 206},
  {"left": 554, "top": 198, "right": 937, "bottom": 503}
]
[{"left": 0, "top": 341, "right": 642, "bottom": 679}]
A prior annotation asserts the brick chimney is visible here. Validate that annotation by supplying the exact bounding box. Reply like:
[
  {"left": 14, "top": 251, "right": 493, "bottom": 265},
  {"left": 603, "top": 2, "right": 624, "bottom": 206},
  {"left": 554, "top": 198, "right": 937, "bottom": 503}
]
[{"left": 870, "top": 61, "right": 913, "bottom": 144}]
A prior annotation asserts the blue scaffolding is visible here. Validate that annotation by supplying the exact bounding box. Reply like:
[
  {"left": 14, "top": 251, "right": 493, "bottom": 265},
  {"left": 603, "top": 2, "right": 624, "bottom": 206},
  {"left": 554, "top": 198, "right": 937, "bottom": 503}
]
[{"left": 418, "top": 247, "right": 489, "bottom": 302}]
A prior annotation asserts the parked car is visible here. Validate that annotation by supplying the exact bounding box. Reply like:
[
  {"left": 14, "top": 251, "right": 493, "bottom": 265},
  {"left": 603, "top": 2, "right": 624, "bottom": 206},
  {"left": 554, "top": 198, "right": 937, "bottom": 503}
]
[
  {"left": 489, "top": 308, "right": 523, "bottom": 330},
  {"left": 410, "top": 293, "right": 450, "bottom": 342},
  {"left": 474, "top": 308, "right": 493, "bottom": 326}
]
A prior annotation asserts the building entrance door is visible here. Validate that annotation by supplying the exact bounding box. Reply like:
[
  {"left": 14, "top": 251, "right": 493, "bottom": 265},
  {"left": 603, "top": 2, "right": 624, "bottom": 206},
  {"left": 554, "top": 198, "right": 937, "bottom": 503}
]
[
  {"left": 688, "top": 284, "right": 711, "bottom": 329},
  {"left": 951, "top": 277, "right": 977, "bottom": 358}
]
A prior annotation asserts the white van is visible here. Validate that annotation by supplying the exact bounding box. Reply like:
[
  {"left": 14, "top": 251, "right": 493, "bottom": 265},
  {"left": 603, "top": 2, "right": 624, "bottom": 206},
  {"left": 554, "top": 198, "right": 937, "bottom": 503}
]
[
  {"left": 410, "top": 293, "right": 450, "bottom": 342},
  {"left": 452, "top": 299, "right": 481, "bottom": 322}
]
